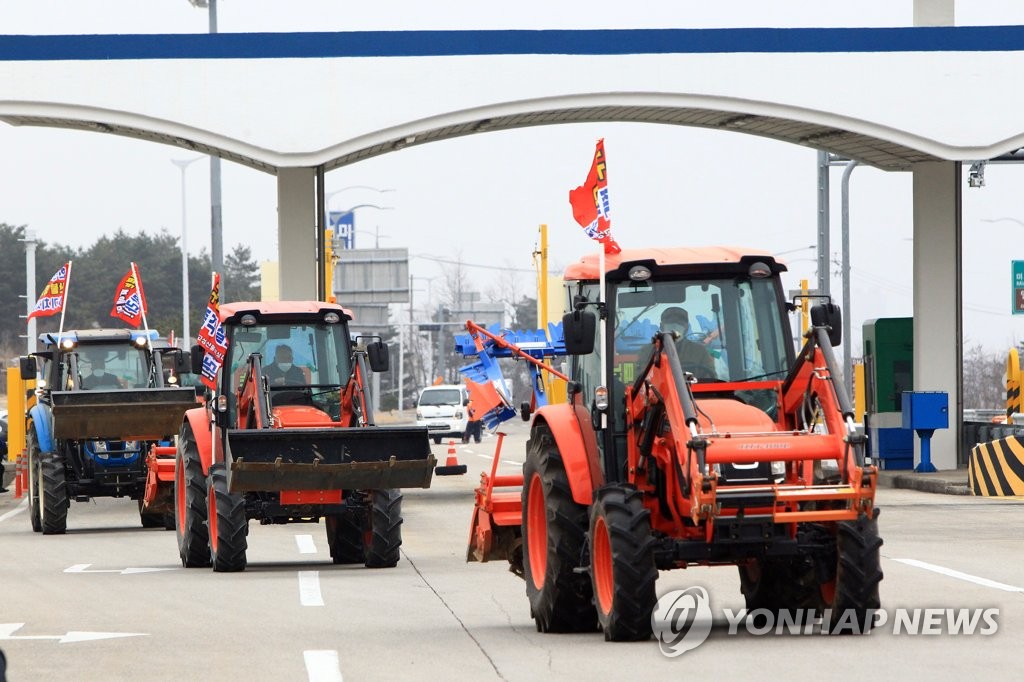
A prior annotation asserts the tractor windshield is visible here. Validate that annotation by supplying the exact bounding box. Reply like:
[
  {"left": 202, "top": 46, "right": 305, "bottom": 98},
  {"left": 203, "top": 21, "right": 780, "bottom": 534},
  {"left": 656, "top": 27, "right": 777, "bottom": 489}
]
[
  {"left": 226, "top": 321, "right": 352, "bottom": 391},
  {"left": 63, "top": 343, "right": 152, "bottom": 390},
  {"left": 612, "top": 276, "right": 790, "bottom": 385}
]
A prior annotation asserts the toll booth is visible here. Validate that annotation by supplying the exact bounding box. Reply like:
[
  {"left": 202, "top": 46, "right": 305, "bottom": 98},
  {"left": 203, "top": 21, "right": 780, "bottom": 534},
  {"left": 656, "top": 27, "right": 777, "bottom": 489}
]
[{"left": 863, "top": 317, "right": 914, "bottom": 470}]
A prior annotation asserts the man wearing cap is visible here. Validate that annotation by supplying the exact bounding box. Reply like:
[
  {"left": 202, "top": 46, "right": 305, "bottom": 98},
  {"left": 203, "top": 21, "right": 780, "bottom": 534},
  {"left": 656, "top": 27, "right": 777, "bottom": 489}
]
[{"left": 660, "top": 306, "right": 717, "bottom": 379}]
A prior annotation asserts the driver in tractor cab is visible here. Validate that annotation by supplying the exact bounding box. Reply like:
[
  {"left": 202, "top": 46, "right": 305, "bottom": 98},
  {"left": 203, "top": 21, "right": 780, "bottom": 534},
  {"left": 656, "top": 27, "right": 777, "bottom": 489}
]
[
  {"left": 81, "top": 354, "right": 121, "bottom": 390},
  {"left": 660, "top": 306, "right": 717, "bottom": 380},
  {"left": 264, "top": 344, "right": 307, "bottom": 386}
]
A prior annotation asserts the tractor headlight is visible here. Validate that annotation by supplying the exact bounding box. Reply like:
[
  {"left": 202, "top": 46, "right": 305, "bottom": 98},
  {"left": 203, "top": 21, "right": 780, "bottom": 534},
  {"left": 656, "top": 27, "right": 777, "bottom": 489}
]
[
  {"left": 595, "top": 385, "right": 609, "bottom": 411},
  {"left": 771, "top": 461, "right": 785, "bottom": 482},
  {"left": 93, "top": 441, "right": 108, "bottom": 453}
]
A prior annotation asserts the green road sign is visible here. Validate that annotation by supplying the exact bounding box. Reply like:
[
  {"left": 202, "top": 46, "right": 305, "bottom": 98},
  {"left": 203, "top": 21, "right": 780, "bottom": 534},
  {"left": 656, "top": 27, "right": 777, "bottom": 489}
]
[{"left": 1013, "top": 261, "right": 1024, "bottom": 315}]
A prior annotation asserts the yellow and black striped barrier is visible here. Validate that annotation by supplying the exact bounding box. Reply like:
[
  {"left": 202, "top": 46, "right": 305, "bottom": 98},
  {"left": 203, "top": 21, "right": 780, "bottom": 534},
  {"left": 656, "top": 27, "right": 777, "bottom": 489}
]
[
  {"left": 1007, "top": 349, "right": 1021, "bottom": 424},
  {"left": 969, "top": 435, "right": 1024, "bottom": 496}
]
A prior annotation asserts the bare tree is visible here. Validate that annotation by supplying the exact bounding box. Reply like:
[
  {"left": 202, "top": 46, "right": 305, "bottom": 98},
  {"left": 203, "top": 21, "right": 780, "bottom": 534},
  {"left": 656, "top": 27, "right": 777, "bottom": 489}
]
[{"left": 962, "top": 343, "right": 1007, "bottom": 410}]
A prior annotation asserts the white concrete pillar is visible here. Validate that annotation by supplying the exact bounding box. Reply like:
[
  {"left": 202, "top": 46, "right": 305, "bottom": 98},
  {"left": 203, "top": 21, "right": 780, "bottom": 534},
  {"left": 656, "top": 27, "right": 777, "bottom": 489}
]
[
  {"left": 914, "top": 0, "right": 954, "bottom": 27},
  {"left": 276, "top": 167, "right": 318, "bottom": 300},
  {"left": 911, "top": 162, "right": 962, "bottom": 470}
]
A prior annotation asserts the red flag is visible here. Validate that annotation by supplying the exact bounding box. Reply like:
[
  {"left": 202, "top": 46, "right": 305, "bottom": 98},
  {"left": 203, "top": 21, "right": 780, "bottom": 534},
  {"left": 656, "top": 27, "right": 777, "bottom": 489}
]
[
  {"left": 568, "top": 138, "right": 620, "bottom": 254},
  {"left": 110, "top": 263, "right": 148, "bottom": 328},
  {"left": 195, "top": 273, "right": 228, "bottom": 390},
  {"left": 27, "top": 262, "right": 71, "bottom": 321}
]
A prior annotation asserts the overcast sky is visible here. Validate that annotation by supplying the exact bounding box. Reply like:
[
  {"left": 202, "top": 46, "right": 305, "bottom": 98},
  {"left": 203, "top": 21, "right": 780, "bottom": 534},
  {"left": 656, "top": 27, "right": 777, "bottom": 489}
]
[{"left": 3, "top": 1, "right": 1024, "bottom": 357}]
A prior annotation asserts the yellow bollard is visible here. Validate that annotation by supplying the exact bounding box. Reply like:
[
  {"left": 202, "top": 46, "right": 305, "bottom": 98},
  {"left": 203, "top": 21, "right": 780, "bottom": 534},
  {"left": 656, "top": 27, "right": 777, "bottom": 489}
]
[{"left": 1007, "top": 348, "right": 1021, "bottom": 424}]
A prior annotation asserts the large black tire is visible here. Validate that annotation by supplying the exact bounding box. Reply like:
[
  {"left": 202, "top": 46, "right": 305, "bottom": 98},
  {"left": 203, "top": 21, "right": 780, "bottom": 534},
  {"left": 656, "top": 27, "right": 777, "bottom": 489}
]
[
  {"left": 207, "top": 464, "right": 248, "bottom": 572},
  {"left": 432, "top": 435, "right": 442, "bottom": 445},
  {"left": 175, "top": 427, "right": 211, "bottom": 568},
  {"left": 738, "top": 555, "right": 821, "bottom": 612},
  {"left": 39, "top": 451, "right": 68, "bottom": 535},
  {"left": 826, "top": 512, "right": 883, "bottom": 633},
  {"left": 522, "top": 424, "right": 597, "bottom": 633},
  {"left": 364, "top": 489, "right": 403, "bottom": 568},
  {"left": 26, "top": 429, "right": 42, "bottom": 533},
  {"left": 325, "top": 507, "right": 366, "bottom": 564},
  {"left": 589, "top": 485, "right": 657, "bottom": 641}
]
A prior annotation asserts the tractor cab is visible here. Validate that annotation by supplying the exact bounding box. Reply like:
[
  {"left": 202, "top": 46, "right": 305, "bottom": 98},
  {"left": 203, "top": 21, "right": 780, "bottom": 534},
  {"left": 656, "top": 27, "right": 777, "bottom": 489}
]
[{"left": 562, "top": 249, "right": 799, "bottom": 483}]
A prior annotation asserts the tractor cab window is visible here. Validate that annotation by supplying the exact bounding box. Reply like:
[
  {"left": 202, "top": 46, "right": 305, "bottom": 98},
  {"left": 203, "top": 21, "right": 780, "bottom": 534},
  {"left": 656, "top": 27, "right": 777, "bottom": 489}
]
[
  {"left": 226, "top": 322, "right": 351, "bottom": 417},
  {"left": 612, "top": 276, "right": 790, "bottom": 416},
  {"left": 67, "top": 343, "right": 151, "bottom": 390}
]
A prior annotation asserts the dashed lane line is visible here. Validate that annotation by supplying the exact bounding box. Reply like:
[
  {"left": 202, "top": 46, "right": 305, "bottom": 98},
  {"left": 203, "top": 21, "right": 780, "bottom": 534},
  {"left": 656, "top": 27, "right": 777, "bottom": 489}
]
[
  {"left": 304, "top": 650, "right": 343, "bottom": 682},
  {"left": 295, "top": 534, "right": 318, "bottom": 554},
  {"left": 298, "top": 571, "right": 324, "bottom": 606}
]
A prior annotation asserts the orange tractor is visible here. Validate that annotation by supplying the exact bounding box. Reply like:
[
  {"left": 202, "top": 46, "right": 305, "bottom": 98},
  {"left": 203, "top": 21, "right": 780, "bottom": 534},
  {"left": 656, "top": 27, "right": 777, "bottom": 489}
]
[
  {"left": 468, "top": 247, "right": 881, "bottom": 640},
  {"left": 176, "top": 301, "right": 435, "bottom": 571}
]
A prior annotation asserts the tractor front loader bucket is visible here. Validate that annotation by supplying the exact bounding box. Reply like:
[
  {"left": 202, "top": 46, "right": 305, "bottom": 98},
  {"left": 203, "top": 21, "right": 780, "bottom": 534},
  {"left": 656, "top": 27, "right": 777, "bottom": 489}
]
[
  {"left": 226, "top": 425, "right": 435, "bottom": 492},
  {"left": 51, "top": 387, "right": 197, "bottom": 440}
]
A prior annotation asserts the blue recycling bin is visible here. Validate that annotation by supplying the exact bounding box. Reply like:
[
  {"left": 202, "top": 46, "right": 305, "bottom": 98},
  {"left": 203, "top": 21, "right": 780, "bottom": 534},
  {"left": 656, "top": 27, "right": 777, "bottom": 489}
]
[{"left": 901, "top": 391, "right": 949, "bottom": 473}]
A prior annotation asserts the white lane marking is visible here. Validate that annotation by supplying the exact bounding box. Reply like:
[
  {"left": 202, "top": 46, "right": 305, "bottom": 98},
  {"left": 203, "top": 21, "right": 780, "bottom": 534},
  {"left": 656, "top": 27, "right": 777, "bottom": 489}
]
[
  {"left": 893, "top": 558, "right": 1024, "bottom": 592},
  {"left": 475, "top": 454, "right": 521, "bottom": 467},
  {"left": 0, "top": 623, "right": 146, "bottom": 643},
  {"left": 298, "top": 571, "right": 324, "bottom": 606},
  {"left": 295, "top": 534, "right": 318, "bottom": 554},
  {"left": 304, "top": 649, "right": 343, "bottom": 682},
  {"left": 0, "top": 499, "right": 28, "bottom": 523},
  {"left": 64, "top": 564, "right": 175, "bottom": 575}
]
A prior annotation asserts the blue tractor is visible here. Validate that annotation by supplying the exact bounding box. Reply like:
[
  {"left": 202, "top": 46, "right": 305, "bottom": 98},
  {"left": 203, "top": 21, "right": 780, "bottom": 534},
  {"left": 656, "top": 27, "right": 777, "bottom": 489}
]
[{"left": 19, "top": 329, "right": 197, "bottom": 533}]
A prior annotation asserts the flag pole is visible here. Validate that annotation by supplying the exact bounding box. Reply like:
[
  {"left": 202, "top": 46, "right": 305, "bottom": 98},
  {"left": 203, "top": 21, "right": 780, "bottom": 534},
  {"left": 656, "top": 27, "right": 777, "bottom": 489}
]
[
  {"left": 56, "top": 260, "right": 72, "bottom": 348},
  {"left": 598, "top": 246, "right": 608, "bottom": 430},
  {"left": 131, "top": 261, "right": 151, "bottom": 346}
]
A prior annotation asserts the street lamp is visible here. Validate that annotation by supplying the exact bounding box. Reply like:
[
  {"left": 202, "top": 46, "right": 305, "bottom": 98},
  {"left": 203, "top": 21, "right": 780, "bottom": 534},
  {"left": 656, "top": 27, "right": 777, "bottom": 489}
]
[
  {"left": 185, "top": 0, "right": 224, "bottom": 294},
  {"left": 330, "top": 203, "right": 394, "bottom": 249},
  {"left": 172, "top": 156, "right": 203, "bottom": 347}
]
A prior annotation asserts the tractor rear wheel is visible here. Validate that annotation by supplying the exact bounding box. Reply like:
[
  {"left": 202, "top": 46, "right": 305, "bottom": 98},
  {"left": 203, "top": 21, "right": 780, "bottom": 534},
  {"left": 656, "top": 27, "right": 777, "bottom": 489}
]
[
  {"left": 589, "top": 485, "right": 657, "bottom": 641},
  {"left": 207, "top": 464, "right": 248, "bottom": 572},
  {"left": 175, "top": 427, "right": 210, "bottom": 568},
  {"left": 364, "top": 489, "right": 403, "bottom": 568},
  {"left": 325, "top": 506, "right": 366, "bottom": 564},
  {"left": 823, "top": 511, "right": 883, "bottom": 633},
  {"left": 26, "top": 429, "right": 42, "bottom": 533},
  {"left": 39, "top": 451, "right": 68, "bottom": 535},
  {"left": 522, "top": 424, "right": 597, "bottom": 633}
]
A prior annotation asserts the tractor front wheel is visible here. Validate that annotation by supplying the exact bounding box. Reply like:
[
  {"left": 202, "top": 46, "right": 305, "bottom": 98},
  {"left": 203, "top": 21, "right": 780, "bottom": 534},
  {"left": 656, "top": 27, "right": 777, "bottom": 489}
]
[
  {"left": 364, "top": 489, "right": 403, "bottom": 568},
  {"left": 823, "top": 511, "right": 883, "bottom": 633},
  {"left": 207, "top": 464, "right": 248, "bottom": 572},
  {"left": 26, "top": 429, "right": 41, "bottom": 533},
  {"left": 522, "top": 424, "right": 597, "bottom": 633},
  {"left": 175, "top": 427, "right": 210, "bottom": 568},
  {"left": 39, "top": 451, "right": 68, "bottom": 535},
  {"left": 325, "top": 505, "right": 366, "bottom": 564},
  {"left": 589, "top": 485, "right": 657, "bottom": 641}
]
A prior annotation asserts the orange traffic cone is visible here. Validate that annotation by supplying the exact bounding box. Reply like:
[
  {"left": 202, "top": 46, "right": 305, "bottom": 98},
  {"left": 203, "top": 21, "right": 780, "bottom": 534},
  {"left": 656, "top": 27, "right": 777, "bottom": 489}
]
[
  {"left": 14, "top": 449, "right": 24, "bottom": 498},
  {"left": 435, "top": 439, "right": 468, "bottom": 476}
]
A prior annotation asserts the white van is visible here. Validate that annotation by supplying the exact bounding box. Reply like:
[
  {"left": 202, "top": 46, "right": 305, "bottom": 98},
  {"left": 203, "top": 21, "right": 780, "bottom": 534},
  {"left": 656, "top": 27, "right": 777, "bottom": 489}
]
[{"left": 415, "top": 384, "right": 469, "bottom": 444}]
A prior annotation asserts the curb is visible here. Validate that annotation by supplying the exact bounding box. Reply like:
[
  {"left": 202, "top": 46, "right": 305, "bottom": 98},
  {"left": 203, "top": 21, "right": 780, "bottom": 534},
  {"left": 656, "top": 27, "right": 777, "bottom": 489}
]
[{"left": 879, "top": 472, "right": 972, "bottom": 496}]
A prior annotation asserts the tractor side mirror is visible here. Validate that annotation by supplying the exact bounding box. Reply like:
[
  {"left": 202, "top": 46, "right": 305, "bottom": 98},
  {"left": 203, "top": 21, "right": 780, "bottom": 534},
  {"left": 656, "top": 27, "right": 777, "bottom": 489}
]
[
  {"left": 562, "top": 310, "right": 597, "bottom": 355},
  {"left": 190, "top": 344, "right": 206, "bottom": 375},
  {"left": 367, "top": 340, "right": 390, "bottom": 373},
  {"left": 174, "top": 349, "right": 193, "bottom": 375},
  {"left": 810, "top": 303, "right": 843, "bottom": 347},
  {"left": 19, "top": 355, "right": 37, "bottom": 381}
]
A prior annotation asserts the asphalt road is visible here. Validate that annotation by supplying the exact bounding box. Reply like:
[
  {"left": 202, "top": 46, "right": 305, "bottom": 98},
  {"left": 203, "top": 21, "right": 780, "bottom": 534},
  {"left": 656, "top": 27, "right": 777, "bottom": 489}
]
[{"left": 1, "top": 418, "right": 1022, "bottom": 681}]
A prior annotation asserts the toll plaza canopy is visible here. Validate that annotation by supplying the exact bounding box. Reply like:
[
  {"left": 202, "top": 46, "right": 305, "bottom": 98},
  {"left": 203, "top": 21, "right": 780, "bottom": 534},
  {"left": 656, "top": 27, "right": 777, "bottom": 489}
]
[
  {"left": 3, "top": 24, "right": 1024, "bottom": 470},
  {"left": 1, "top": 26, "right": 1023, "bottom": 172}
]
